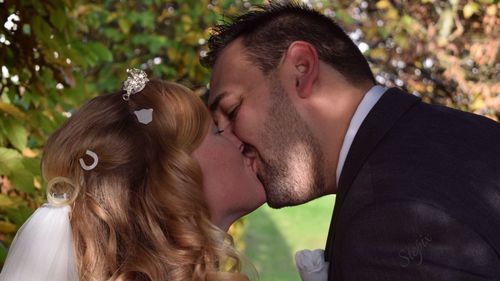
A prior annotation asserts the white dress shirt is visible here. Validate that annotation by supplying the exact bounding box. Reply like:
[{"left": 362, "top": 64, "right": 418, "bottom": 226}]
[{"left": 335, "top": 85, "right": 387, "bottom": 185}]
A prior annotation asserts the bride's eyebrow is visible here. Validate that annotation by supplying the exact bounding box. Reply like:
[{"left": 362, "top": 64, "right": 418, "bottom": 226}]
[{"left": 209, "top": 92, "right": 228, "bottom": 113}]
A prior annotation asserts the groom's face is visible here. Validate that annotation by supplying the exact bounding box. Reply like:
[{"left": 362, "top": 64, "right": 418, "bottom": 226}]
[{"left": 209, "top": 39, "right": 325, "bottom": 208}]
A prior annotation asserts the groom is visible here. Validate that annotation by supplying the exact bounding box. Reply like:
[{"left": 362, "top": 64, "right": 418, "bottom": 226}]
[{"left": 203, "top": 2, "right": 500, "bottom": 280}]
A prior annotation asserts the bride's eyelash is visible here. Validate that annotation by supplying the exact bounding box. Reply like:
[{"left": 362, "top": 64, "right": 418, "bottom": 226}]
[{"left": 216, "top": 129, "right": 225, "bottom": 135}]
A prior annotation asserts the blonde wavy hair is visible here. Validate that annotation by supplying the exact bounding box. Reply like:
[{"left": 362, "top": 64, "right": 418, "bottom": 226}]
[{"left": 41, "top": 79, "right": 249, "bottom": 281}]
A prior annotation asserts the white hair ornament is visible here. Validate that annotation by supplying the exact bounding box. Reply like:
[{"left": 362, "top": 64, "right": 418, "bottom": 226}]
[{"left": 79, "top": 149, "right": 98, "bottom": 171}]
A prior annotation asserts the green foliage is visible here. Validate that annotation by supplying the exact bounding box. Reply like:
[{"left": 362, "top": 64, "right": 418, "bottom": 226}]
[{"left": 311, "top": 0, "right": 499, "bottom": 120}]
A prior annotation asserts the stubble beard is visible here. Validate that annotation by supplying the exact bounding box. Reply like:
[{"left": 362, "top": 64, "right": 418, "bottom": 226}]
[{"left": 259, "top": 81, "right": 325, "bottom": 209}]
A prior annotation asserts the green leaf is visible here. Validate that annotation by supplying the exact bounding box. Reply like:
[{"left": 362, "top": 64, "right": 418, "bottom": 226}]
[
  {"left": 63, "top": 43, "right": 88, "bottom": 67},
  {"left": 131, "top": 34, "right": 167, "bottom": 53},
  {"left": 87, "top": 42, "right": 113, "bottom": 62},
  {"left": 31, "top": 15, "right": 54, "bottom": 47},
  {"left": 118, "top": 18, "right": 131, "bottom": 34},
  {"left": 49, "top": 7, "right": 67, "bottom": 31},
  {"left": 0, "top": 118, "right": 6, "bottom": 147},
  {"left": 0, "top": 194, "right": 15, "bottom": 208},
  {"left": 130, "top": 11, "right": 155, "bottom": 28},
  {"left": 3, "top": 118, "right": 28, "bottom": 151},
  {"left": 9, "top": 169, "right": 36, "bottom": 194},
  {"left": 102, "top": 27, "right": 123, "bottom": 41},
  {"left": 138, "top": 11, "right": 155, "bottom": 28},
  {"left": 36, "top": 111, "right": 57, "bottom": 134},
  {"left": 73, "top": 42, "right": 98, "bottom": 67},
  {"left": 6, "top": 205, "right": 34, "bottom": 226},
  {"left": 0, "top": 242, "right": 7, "bottom": 263},
  {"left": 22, "top": 157, "right": 41, "bottom": 176},
  {"left": 394, "top": 34, "right": 409, "bottom": 49},
  {"left": 0, "top": 102, "right": 28, "bottom": 119},
  {"left": 0, "top": 148, "right": 23, "bottom": 175}
]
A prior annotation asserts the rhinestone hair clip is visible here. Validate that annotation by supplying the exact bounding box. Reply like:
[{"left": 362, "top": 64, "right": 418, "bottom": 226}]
[{"left": 122, "top": 68, "right": 149, "bottom": 101}]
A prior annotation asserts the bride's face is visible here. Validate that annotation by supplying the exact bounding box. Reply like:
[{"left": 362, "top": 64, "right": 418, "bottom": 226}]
[{"left": 192, "top": 121, "right": 266, "bottom": 230}]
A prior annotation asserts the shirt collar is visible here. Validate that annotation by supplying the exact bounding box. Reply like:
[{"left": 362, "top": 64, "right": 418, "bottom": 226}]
[{"left": 335, "top": 85, "right": 387, "bottom": 185}]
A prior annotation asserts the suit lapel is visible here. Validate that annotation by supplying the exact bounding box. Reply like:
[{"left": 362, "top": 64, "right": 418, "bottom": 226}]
[{"left": 325, "top": 88, "right": 421, "bottom": 260}]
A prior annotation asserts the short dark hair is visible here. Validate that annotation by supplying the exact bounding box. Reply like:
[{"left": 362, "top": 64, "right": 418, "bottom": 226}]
[{"left": 202, "top": 1, "right": 375, "bottom": 85}]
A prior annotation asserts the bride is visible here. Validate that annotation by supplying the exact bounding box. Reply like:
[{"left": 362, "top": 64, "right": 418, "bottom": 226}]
[{"left": 0, "top": 69, "right": 265, "bottom": 281}]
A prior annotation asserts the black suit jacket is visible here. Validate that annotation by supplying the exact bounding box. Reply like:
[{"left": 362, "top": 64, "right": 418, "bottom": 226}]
[{"left": 325, "top": 88, "right": 500, "bottom": 280}]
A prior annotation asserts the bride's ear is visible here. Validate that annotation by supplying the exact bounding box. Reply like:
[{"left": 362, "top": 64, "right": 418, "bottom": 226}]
[{"left": 279, "top": 41, "right": 320, "bottom": 99}]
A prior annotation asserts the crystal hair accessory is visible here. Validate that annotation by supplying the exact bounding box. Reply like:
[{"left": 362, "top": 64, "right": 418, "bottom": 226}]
[{"left": 122, "top": 68, "right": 149, "bottom": 101}]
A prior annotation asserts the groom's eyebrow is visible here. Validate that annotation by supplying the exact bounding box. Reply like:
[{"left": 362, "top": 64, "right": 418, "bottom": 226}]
[{"left": 209, "top": 92, "right": 228, "bottom": 112}]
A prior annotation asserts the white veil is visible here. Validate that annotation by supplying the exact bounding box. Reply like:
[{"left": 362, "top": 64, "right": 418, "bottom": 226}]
[{"left": 0, "top": 204, "right": 78, "bottom": 281}]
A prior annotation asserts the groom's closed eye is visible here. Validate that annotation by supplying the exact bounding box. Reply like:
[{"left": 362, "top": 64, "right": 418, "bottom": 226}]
[
  {"left": 210, "top": 92, "right": 244, "bottom": 123},
  {"left": 226, "top": 103, "right": 241, "bottom": 121},
  {"left": 208, "top": 91, "right": 228, "bottom": 113}
]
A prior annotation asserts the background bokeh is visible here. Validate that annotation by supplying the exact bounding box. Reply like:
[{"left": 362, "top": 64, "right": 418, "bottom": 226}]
[{"left": 0, "top": 0, "right": 498, "bottom": 279}]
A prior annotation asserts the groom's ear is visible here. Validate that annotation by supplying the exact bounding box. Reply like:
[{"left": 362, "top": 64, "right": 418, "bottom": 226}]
[{"left": 279, "top": 41, "right": 319, "bottom": 99}]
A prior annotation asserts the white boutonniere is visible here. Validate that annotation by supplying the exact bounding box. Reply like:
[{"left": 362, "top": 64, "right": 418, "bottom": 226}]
[{"left": 294, "top": 249, "right": 329, "bottom": 281}]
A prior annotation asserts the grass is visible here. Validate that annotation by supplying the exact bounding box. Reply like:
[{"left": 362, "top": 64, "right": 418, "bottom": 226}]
[{"left": 238, "top": 195, "right": 335, "bottom": 281}]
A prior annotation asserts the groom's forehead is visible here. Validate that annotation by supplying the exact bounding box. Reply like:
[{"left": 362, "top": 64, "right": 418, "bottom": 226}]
[
  {"left": 207, "top": 41, "right": 268, "bottom": 111},
  {"left": 209, "top": 60, "right": 248, "bottom": 102},
  {"left": 211, "top": 38, "right": 254, "bottom": 75}
]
